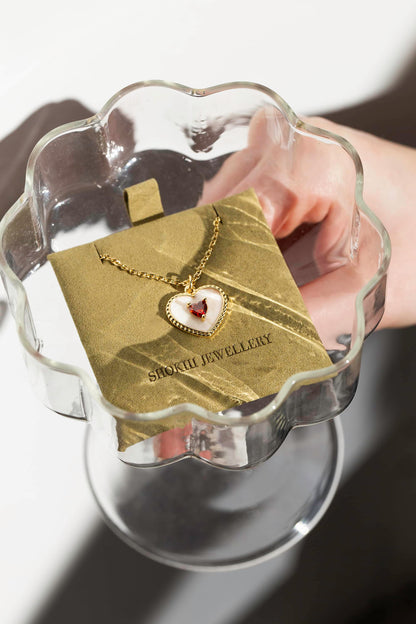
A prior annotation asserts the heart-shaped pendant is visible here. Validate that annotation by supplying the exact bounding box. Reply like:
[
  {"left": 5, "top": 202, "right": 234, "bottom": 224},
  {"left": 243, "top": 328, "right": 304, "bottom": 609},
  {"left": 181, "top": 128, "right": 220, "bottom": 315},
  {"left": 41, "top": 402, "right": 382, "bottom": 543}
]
[{"left": 166, "top": 285, "right": 228, "bottom": 336}]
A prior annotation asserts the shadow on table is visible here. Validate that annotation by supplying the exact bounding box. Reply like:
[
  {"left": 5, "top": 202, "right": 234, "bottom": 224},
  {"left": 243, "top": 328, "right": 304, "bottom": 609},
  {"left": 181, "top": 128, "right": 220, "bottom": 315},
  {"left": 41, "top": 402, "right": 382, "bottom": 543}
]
[
  {"left": 2, "top": 48, "right": 415, "bottom": 624},
  {"left": 33, "top": 528, "right": 181, "bottom": 624},
  {"left": 325, "top": 46, "right": 416, "bottom": 146},
  {"left": 0, "top": 100, "right": 92, "bottom": 221},
  {"left": 239, "top": 325, "right": 416, "bottom": 624}
]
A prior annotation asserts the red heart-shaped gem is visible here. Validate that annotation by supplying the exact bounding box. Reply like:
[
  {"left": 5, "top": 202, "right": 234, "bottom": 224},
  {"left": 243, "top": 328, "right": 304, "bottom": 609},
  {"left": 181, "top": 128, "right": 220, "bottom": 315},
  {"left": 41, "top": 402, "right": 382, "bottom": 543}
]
[{"left": 188, "top": 298, "right": 208, "bottom": 318}]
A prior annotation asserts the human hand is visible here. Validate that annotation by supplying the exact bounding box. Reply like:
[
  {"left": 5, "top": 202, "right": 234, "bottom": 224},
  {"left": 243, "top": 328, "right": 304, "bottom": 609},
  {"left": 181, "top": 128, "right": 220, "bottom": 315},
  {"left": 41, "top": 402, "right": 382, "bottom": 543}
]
[
  {"left": 200, "top": 111, "right": 415, "bottom": 334},
  {"left": 306, "top": 118, "right": 416, "bottom": 331}
]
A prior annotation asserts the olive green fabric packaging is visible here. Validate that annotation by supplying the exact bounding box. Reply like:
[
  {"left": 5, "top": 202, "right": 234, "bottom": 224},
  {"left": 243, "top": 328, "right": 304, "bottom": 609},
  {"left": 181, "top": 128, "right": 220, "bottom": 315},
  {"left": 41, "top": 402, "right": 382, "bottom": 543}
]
[{"left": 48, "top": 181, "right": 331, "bottom": 447}]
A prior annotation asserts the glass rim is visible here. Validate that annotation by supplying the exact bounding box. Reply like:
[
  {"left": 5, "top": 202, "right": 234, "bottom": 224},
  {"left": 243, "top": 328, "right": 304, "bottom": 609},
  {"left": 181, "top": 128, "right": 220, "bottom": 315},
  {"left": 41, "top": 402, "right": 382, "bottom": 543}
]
[{"left": 0, "top": 80, "right": 391, "bottom": 426}]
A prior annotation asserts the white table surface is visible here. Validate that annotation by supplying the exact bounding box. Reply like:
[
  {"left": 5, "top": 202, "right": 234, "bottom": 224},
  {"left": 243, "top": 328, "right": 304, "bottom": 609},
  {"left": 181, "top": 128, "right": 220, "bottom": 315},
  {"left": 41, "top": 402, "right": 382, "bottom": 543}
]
[{"left": 1, "top": 2, "right": 416, "bottom": 623}]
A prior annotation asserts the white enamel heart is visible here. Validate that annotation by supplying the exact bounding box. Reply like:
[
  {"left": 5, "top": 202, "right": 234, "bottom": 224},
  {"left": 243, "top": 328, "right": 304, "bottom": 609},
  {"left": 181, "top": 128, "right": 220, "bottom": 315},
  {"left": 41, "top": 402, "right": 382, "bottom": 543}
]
[{"left": 166, "top": 286, "right": 228, "bottom": 336}]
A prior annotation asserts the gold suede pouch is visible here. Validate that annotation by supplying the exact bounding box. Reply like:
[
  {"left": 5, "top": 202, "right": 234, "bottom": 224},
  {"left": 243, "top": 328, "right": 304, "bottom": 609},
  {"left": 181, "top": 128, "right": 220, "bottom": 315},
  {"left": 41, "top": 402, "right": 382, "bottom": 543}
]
[{"left": 48, "top": 181, "right": 331, "bottom": 448}]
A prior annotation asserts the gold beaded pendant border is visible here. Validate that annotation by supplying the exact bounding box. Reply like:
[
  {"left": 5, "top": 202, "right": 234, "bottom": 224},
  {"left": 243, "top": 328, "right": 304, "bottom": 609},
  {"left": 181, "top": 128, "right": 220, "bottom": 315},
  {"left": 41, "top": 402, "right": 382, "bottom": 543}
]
[{"left": 166, "top": 285, "right": 229, "bottom": 337}]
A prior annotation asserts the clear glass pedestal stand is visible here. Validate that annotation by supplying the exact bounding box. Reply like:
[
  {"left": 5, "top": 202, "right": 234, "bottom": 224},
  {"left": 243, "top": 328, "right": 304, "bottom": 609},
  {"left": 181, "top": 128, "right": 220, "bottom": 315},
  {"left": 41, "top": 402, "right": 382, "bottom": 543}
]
[
  {"left": 85, "top": 418, "right": 343, "bottom": 570},
  {"left": 0, "top": 81, "right": 389, "bottom": 570}
]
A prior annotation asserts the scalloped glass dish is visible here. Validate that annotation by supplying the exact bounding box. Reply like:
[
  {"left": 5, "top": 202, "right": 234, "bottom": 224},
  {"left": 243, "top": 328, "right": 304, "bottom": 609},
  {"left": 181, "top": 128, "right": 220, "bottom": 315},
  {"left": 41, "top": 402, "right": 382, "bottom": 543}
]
[{"left": 0, "top": 81, "right": 390, "bottom": 569}]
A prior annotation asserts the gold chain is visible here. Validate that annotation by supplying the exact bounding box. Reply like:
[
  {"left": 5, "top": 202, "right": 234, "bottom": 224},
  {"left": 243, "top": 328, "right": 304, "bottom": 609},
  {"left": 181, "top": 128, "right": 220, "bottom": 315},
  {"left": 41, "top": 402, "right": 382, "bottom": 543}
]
[{"left": 99, "top": 215, "right": 221, "bottom": 293}]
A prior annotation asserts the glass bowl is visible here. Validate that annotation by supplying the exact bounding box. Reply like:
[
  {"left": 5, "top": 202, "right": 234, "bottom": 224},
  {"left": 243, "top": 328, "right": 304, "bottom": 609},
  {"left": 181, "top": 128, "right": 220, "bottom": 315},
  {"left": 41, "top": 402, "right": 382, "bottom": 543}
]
[{"left": 0, "top": 81, "right": 390, "bottom": 568}]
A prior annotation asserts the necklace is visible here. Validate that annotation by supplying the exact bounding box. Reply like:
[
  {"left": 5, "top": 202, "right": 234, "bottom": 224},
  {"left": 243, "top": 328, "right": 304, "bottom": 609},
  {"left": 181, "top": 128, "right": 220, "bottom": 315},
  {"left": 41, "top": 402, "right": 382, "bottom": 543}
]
[{"left": 99, "top": 214, "right": 228, "bottom": 337}]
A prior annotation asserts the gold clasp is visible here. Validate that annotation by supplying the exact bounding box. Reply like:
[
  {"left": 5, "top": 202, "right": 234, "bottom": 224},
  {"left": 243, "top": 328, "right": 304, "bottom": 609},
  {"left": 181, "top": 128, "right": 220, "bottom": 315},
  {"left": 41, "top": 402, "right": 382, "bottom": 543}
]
[{"left": 185, "top": 274, "right": 195, "bottom": 295}]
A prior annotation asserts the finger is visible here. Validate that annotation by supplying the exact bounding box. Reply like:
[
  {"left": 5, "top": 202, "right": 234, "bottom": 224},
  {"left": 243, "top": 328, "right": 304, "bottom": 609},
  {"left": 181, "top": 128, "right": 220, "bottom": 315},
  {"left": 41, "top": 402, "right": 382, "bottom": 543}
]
[{"left": 199, "top": 148, "right": 261, "bottom": 204}]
